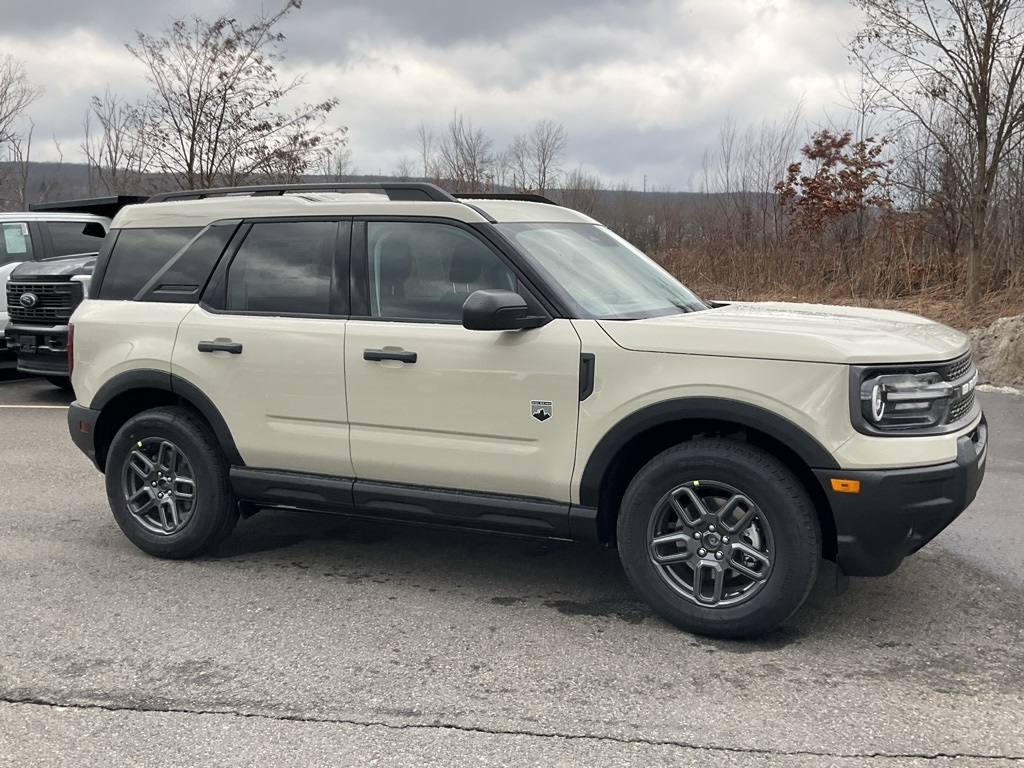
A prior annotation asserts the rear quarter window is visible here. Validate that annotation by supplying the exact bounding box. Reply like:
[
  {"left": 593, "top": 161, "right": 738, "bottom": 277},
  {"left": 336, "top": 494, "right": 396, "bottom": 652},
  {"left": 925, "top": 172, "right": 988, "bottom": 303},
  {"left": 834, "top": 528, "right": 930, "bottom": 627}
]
[
  {"left": 138, "top": 222, "right": 239, "bottom": 303},
  {"left": 96, "top": 227, "right": 202, "bottom": 300}
]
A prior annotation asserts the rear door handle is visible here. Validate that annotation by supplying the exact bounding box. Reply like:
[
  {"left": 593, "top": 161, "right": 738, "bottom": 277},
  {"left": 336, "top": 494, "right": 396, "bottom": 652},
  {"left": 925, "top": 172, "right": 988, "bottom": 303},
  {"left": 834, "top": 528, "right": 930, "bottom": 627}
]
[
  {"left": 198, "top": 341, "right": 243, "bottom": 355},
  {"left": 363, "top": 348, "right": 417, "bottom": 363}
]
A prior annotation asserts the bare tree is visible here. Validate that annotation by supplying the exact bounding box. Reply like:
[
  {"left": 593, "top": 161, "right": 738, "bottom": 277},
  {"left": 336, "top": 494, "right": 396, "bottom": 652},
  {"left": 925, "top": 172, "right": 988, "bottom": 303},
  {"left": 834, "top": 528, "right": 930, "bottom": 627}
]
[
  {"left": 125, "top": 0, "right": 345, "bottom": 189},
  {"left": 393, "top": 156, "right": 416, "bottom": 180},
  {"left": 556, "top": 166, "right": 604, "bottom": 217},
  {"left": 81, "top": 89, "right": 151, "bottom": 195},
  {"left": 436, "top": 110, "right": 493, "bottom": 192},
  {"left": 506, "top": 119, "right": 569, "bottom": 193},
  {"left": 416, "top": 122, "right": 435, "bottom": 179},
  {"left": 527, "top": 119, "right": 568, "bottom": 194},
  {"left": 850, "top": 0, "right": 1024, "bottom": 303},
  {"left": 696, "top": 106, "right": 803, "bottom": 250},
  {"left": 505, "top": 133, "right": 531, "bottom": 191},
  {"left": 317, "top": 145, "right": 354, "bottom": 181},
  {"left": 0, "top": 55, "right": 43, "bottom": 202}
]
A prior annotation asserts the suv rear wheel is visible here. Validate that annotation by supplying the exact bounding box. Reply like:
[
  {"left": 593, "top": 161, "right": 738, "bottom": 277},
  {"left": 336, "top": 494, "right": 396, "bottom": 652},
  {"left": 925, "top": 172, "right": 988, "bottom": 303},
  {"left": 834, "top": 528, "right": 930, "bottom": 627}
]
[
  {"left": 617, "top": 439, "right": 821, "bottom": 638},
  {"left": 105, "top": 406, "right": 238, "bottom": 558}
]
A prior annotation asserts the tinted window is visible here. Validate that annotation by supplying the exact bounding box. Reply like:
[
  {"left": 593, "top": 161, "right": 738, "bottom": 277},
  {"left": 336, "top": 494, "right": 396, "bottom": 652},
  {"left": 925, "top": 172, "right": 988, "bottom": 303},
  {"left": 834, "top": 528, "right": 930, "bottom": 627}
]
[
  {"left": 225, "top": 221, "right": 339, "bottom": 315},
  {"left": 367, "top": 221, "right": 516, "bottom": 322},
  {"left": 0, "top": 222, "right": 33, "bottom": 265},
  {"left": 48, "top": 221, "right": 107, "bottom": 257},
  {"left": 99, "top": 227, "right": 202, "bottom": 300},
  {"left": 140, "top": 223, "right": 238, "bottom": 303}
]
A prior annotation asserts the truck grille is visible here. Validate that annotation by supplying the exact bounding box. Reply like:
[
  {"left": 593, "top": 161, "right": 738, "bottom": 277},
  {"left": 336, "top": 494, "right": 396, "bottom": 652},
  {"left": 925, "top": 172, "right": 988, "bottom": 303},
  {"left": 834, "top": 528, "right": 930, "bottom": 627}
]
[{"left": 6, "top": 281, "right": 84, "bottom": 324}]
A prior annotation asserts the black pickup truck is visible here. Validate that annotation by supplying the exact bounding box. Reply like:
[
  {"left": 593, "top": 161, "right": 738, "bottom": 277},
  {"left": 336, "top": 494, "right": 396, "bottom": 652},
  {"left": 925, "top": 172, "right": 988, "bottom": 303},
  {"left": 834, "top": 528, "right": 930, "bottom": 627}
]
[{"left": 4, "top": 196, "right": 145, "bottom": 387}]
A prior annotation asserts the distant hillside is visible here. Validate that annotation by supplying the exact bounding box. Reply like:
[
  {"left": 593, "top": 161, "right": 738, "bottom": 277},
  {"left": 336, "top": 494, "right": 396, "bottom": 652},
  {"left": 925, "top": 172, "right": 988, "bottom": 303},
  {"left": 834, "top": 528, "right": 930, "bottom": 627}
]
[{"left": 0, "top": 161, "right": 720, "bottom": 211}]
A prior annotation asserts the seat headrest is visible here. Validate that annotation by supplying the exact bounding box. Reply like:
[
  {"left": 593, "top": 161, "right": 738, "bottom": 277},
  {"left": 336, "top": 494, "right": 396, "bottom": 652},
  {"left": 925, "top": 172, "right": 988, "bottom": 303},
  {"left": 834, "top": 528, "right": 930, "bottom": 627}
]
[
  {"left": 378, "top": 238, "right": 412, "bottom": 284},
  {"left": 448, "top": 243, "right": 483, "bottom": 284}
]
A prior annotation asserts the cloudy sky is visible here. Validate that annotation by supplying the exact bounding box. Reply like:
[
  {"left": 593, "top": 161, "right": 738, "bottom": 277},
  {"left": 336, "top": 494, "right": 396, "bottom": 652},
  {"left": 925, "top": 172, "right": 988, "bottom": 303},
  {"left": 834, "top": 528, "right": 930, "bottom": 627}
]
[{"left": 1, "top": 0, "right": 865, "bottom": 189}]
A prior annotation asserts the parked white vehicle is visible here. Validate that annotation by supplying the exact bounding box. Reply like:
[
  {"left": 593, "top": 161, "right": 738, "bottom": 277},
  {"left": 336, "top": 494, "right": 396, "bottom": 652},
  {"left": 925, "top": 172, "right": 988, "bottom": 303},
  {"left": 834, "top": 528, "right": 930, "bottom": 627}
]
[
  {"left": 66, "top": 183, "right": 986, "bottom": 638},
  {"left": 1, "top": 210, "right": 110, "bottom": 373}
]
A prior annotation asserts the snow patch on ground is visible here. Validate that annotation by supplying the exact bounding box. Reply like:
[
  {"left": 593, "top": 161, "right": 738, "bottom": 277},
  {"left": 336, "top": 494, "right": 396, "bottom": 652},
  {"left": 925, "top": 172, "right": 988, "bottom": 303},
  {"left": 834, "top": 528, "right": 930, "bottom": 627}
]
[
  {"left": 977, "top": 383, "right": 1022, "bottom": 395},
  {"left": 968, "top": 314, "right": 1024, "bottom": 389}
]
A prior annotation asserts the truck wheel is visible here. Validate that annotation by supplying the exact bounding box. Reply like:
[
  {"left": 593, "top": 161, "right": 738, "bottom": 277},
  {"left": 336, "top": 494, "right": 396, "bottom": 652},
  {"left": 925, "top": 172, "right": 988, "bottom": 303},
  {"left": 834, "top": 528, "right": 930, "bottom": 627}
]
[
  {"left": 617, "top": 439, "right": 821, "bottom": 638},
  {"left": 104, "top": 406, "right": 238, "bottom": 559}
]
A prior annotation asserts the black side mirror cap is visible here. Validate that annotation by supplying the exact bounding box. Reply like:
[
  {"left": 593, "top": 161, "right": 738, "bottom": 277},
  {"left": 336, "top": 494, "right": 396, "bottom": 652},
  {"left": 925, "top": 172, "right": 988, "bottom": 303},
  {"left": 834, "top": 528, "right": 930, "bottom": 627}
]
[{"left": 462, "top": 289, "right": 548, "bottom": 331}]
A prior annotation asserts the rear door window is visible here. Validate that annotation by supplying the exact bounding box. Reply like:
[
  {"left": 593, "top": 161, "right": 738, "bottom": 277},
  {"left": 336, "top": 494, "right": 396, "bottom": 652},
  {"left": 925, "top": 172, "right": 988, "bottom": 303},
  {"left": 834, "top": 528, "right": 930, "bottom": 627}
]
[
  {"left": 47, "top": 221, "right": 107, "bottom": 257},
  {"left": 222, "top": 221, "right": 343, "bottom": 316}
]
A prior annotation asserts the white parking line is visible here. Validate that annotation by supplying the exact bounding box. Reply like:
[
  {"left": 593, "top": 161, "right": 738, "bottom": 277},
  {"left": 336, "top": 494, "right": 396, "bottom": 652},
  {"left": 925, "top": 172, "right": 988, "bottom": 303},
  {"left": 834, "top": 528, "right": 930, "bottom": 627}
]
[{"left": 0, "top": 405, "right": 68, "bottom": 409}]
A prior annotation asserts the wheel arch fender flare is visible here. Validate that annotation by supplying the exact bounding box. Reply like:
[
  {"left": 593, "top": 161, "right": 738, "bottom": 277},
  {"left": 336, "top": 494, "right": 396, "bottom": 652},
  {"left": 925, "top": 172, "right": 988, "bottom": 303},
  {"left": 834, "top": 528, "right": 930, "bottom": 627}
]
[
  {"left": 578, "top": 397, "right": 840, "bottom": 508},
  {"left": 91, "top": 369, "right": 244, "bottom": 468}
]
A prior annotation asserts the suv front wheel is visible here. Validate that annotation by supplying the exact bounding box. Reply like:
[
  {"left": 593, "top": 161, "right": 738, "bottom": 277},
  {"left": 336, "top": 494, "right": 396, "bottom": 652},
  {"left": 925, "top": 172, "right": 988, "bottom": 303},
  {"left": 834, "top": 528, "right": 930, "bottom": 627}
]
[
  {"left": 105, "top": 407, "right": 239, "bottom": 558},
  {"left": 617, "top": 439, "right": 821, "bottom": 638}
]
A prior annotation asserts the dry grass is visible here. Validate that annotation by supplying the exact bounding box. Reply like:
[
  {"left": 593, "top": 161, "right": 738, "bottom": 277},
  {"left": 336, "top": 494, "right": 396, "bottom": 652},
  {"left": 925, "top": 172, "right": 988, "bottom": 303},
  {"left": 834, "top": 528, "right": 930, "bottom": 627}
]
[{"left": 654, "top": 247, "right": 1024, "bottom": 332}]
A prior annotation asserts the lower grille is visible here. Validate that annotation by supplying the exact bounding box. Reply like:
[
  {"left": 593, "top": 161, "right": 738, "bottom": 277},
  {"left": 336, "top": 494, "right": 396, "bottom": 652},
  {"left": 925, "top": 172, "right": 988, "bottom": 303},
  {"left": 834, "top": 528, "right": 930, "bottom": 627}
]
[{"left": 948, "top": 390, "right": 976, "bottom": 423}]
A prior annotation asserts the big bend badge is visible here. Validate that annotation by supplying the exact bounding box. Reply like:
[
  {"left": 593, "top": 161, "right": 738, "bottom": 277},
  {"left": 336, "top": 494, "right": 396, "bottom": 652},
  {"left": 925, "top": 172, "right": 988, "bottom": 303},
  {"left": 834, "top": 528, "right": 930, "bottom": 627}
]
[{"left": 531, "top": 400, "right": 553, "bottom": 422}]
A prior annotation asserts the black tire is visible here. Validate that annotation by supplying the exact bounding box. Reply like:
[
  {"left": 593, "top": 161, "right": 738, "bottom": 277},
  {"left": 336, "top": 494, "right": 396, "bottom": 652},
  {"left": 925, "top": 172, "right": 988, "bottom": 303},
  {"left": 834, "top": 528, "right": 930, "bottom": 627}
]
[
  {"left": 617, "top": 439, "right": 820, "bottom": 639},
  {"left": 45, "top": 376, "right": 73, "bottom": 392},
  {"left": 105, "top": 406, "right": 238, "bottom": 559}
]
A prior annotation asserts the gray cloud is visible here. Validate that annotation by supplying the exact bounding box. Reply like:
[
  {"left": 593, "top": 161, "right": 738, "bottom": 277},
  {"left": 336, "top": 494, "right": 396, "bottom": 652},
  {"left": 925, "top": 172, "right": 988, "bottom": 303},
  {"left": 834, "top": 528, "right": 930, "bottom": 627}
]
[{"left": 1, "top": 0, "right": 866, "bottom": 190}]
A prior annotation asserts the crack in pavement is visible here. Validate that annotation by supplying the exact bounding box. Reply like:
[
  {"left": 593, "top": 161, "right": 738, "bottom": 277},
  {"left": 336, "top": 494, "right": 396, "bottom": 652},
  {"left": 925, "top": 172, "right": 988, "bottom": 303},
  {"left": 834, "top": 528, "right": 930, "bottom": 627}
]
[{"left": 3, "top": 695, "right": 1022, "bottom": 762}]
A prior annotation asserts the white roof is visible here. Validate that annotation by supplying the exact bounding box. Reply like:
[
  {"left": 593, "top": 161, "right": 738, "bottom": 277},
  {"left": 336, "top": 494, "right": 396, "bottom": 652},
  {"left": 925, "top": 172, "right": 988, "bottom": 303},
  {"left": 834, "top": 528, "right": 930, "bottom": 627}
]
[
  {"left": 111, "top": 194, "right": 598, "bottom": 229},
  {"left": 0, "top": 212, "right": 110, "bottom": 224}
]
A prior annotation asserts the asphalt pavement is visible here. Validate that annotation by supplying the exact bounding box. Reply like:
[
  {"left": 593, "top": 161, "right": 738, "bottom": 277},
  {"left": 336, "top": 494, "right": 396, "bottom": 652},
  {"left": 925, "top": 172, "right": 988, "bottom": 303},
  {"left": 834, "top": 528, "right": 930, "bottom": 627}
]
[{"left": 0, "top": 374, "right": 1021, "bottom": 767}]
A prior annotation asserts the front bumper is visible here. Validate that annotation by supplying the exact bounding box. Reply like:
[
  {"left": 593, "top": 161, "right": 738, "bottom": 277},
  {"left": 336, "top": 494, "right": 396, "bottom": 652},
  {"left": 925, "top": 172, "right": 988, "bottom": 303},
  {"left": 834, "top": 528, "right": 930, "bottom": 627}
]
[
  {"left": 814, "top": 414, "right": 988, "bottom": 577},
  {"left": 6, "top": 323, "right": 70, "bottom": 377},
  {"left": 68, "top": 401, "right": 101, "bottom": 470}
]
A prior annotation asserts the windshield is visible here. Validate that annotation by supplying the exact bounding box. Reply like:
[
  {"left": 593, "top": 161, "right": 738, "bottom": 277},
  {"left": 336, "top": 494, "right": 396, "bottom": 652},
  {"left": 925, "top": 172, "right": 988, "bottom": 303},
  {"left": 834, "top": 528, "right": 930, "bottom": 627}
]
[{"left": 496, "top": 222, "right": 706, "bottom": 319}]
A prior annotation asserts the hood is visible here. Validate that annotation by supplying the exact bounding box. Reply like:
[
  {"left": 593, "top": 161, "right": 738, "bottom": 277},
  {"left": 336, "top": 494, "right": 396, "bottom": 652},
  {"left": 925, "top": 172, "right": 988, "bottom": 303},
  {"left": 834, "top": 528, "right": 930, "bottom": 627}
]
[
  {"left": 9, "top": 254, "right": 97, "bottom": 279},
  {"left": 598, "top": 301, "right": 970, "bottom": 365}
]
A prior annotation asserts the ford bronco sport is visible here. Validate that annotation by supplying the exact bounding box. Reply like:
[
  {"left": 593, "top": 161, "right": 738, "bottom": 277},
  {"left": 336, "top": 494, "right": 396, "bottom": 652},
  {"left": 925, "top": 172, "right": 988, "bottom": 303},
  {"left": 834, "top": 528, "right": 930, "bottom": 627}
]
[{"left": 66, "top": 182, "right": 987, "bottom": 638}]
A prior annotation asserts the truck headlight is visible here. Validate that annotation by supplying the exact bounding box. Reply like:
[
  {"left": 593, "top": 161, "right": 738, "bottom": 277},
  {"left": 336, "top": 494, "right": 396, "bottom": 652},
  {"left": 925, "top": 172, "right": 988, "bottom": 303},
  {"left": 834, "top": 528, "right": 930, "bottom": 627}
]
[{"left": 851, "top": 355, "right": 979, "bottom": 435}]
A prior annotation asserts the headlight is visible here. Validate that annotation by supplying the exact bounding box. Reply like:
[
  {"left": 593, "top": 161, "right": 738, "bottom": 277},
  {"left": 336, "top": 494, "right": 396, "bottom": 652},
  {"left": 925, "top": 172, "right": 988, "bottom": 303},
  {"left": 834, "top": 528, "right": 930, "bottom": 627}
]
[
  {"left": 860, "top": 372, "right": 950, "bottom": 429},
  {"left": 851, "top": 355, "right": 979, "bottom": 435}
]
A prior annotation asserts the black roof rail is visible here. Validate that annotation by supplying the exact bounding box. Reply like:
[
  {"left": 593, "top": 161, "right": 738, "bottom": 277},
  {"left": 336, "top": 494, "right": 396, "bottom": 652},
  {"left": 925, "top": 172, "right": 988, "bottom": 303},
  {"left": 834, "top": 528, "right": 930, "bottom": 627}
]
[
  {"left": 145, "top": 182, "right": 458, "bottom": 204},
  {"left": 454, "top": 192, "right": 559, "bottom": 206},
  {"left": 29, "top": 195, "right": 149, "bottom": 219}
]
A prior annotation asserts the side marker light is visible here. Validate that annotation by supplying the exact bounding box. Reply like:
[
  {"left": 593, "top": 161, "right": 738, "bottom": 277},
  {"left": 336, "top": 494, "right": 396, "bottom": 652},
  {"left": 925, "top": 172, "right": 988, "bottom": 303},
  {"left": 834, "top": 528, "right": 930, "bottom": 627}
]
[{"left": 830, "top": 479, "right": 861, "bottom": 494}]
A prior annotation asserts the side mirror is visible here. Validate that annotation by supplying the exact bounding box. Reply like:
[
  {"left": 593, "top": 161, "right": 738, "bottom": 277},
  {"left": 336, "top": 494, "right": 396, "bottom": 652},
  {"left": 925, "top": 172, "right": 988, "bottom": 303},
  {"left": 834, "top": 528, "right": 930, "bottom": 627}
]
[{"left": 462, "top": 289, "right": 547, "bottom": 331}]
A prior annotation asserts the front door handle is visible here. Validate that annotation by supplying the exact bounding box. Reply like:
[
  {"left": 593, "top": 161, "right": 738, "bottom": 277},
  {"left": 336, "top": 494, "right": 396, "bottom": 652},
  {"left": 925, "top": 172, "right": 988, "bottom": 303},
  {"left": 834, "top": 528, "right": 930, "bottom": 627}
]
[
  {"left": 198, "top": 340, "right": 243, "bottom": 355},
  {"left": 364, "top": 348, "right": 417, "bottom": 363}
]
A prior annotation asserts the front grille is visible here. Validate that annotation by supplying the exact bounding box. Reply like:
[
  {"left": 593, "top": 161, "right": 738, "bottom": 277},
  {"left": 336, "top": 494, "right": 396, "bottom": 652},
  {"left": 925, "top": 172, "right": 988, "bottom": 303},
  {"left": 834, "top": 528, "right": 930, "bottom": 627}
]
[
  {"left": 6, "top": 281, "right": 83, "bottom": 324},
  {"left": 939, "top": 353, "right": 973, "bottom": 382}
]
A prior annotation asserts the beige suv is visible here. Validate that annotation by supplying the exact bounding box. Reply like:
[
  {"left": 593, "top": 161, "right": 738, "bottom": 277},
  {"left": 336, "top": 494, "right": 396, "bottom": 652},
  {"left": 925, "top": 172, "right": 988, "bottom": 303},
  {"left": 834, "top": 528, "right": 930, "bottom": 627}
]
[{"left": 66, "top": 183, "right": 987, "bottom": 638}]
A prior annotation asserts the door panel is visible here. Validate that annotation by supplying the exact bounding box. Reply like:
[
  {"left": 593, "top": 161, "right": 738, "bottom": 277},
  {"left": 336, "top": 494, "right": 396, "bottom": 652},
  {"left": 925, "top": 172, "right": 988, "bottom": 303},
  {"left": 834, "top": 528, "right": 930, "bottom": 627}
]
[
  {"left": 173, "top": 308, "right": 351, "bottom": 476},
  {"left": 345, "top": 319, "right": 581, "bottom": 501}
]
